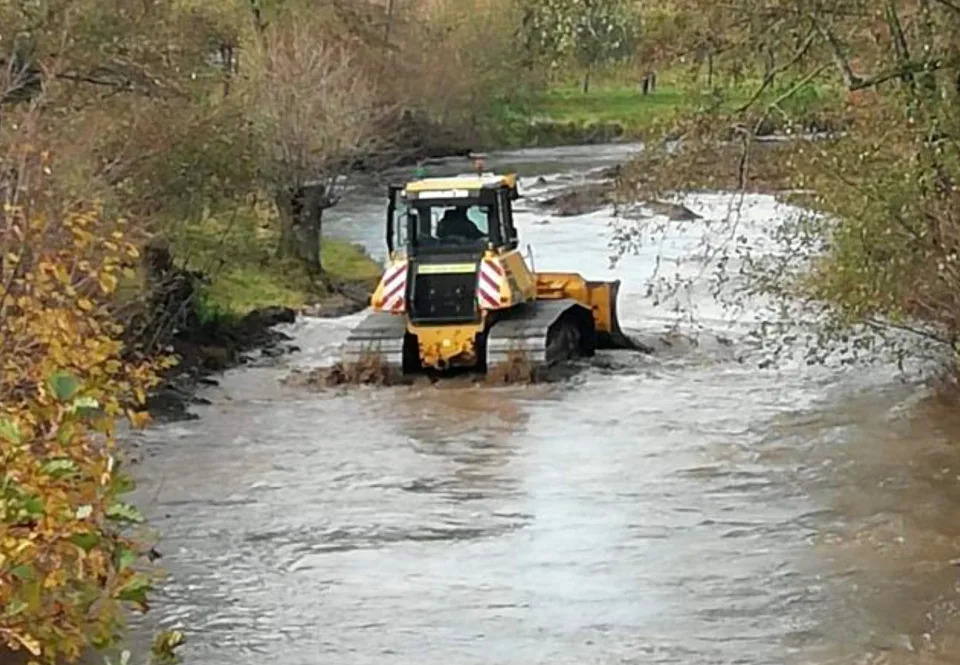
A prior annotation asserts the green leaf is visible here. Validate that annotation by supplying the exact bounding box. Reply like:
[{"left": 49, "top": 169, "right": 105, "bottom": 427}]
[
  {"left": 0, "top": 418, "right": 21, "bottom": 445},
  {"left": 115, "top": 545, "right": 138, "bottom": 572},
  {"left": 57, "top": 420, "right": 76, "bottom": 445},
  {"left": 116, "top": 573, "right": 152, "bottom": 609},
  {"left": 152, "top": 630, "right": 185, "bottom": 664},
  {"left": 67, "top": 395, "right": 100, "bottom": 417},
  {"left": 42, "top": 458, "right": 79, "bottom": 478},
  {"left": 49, "top": 371, "right": 81, "bottom": 402},
  {"left": 69, "top": 531, "right": 101, "bottom": 552},
  {"left": 11, "top": 564, "right": 34, "bottom": 581},
  {"left": 106, "top": 502, "right": 144, "bottom": 524},
  {"left": 23, "top": 494, "right": 45, "bottom": 516},
  {"left": 2, "top": 600, "right": 28, "bottom": 617},
  {"left": 112, "top": 472, "right": 136, "bottom": 495}
]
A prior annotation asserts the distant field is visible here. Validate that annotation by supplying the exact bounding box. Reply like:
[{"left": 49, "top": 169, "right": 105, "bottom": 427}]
[
  {"left": 530, "top": 84, "right": 689, "bottom": 129},
  {"left": 492, "top": 69, "right": 840, "bottom": 145}
]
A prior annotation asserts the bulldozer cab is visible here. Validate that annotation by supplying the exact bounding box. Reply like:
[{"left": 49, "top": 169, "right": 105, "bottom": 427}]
[
  {"left": 386, "top": 175, "right": 520, "bottom": 259},
  {"left": 382, "top": 173, "right": 526, "bottom": 325}
]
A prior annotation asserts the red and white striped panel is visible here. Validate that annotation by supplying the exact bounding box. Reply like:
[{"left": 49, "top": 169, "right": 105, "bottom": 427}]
[
  {"left": 477, "top": 258, "right": 506, "bottom": 310},
  {"left": 380, "top": 262, "right": 407, "bottom": 312}
]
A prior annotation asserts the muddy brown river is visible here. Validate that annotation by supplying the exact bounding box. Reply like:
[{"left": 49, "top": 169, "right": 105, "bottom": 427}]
[{"left": 131, "top": 145, "right": 960, "bottom": 664}]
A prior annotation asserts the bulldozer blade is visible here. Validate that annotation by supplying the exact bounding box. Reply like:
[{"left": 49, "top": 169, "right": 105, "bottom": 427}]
[{"left": 588, "top": 280, "right": 651, "bottom": 353}]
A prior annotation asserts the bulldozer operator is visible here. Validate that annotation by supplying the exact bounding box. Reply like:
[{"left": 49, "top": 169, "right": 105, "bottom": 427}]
[{"left": 437, "top": 207, "right": 485, "bottom": 242}]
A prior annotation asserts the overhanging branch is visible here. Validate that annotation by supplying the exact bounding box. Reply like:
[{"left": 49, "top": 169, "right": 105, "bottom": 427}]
[
  {"left": 815, "top": 22, "right": 862, "bottom": 88},
  {"left": 735, "top": 28, "right": 818, "bottom": 113},
  {"left": 849, "top": 57, "right": 959, "bottom": 90}
]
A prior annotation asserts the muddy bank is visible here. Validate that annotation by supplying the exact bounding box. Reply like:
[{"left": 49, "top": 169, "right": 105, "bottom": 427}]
[
  {"left": 367, "top": 118, "right": 631, "bottom": 166},
  {"left": 140, "top": 257, "right": 373, "bottom": 421},
  {"left": 528, "top": 138, "right": 827, "bottom": 224},
  {"left": 505, "top": 107, "right": 843, "bottom": 153},
  {"left": 145, "top": 306, "right": 300, "bottom": 421},
  {"left": 517, "top": 120, "right": 627, "bottom": 148},
  {"left": 616, "top": 138, "right": 819, "bottom": 202},
  {"left": 534, "top": 171, "right": 703, "bottom": 221}
]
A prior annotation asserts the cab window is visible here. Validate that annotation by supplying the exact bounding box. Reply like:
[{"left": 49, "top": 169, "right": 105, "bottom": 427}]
[{"left": 414, "top": 203, "right": 490, "bottom": 247}]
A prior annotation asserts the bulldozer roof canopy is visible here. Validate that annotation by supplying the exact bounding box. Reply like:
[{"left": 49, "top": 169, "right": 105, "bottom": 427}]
[{"left": 404, "top": 173, "right": 517, "bottom": 195}]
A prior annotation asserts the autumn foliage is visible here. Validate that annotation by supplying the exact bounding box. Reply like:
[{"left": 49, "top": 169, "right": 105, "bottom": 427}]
[{"left": 0, "top": 160, "right": 173, "bottom": 663}]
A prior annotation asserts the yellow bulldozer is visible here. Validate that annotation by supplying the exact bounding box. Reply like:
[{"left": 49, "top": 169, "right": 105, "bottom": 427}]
[{"left": 342, "top": 169, "right": 636, "bottom": 373}]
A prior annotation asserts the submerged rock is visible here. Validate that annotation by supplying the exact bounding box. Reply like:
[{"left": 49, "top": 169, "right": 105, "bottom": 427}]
[
  {"left": 303, "top": 295, "right": 365, "bottom": 318},
  {"left": 618, "top": 201, "right": 703, "bottom": 222},
  {"left": 538, "top": 182, "right": 614, "bottom": 216},
  {"left": 645, "top": 200, "right": 703, "bottom": 221},
  {"left": 145, "top": 384, "right": 201, "bottom": 422}
]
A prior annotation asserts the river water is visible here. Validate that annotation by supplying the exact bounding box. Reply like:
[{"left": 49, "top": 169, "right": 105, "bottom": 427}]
[{"left": 131, "top": 144, "right": 960, "bottom": 664}]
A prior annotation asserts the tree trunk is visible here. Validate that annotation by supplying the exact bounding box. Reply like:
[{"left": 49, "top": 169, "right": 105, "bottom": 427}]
[
  {"left": 275, "top": 185, "right": 324, "bottom": 275},
  {"left": 300, "top": 185, "right": 323, "bottom": 275},
  {"left": 582, "top": 69, "right": 591, "bottom": 94},
  {"left": 275, "top": 189, "right": 299, "bottom": 260},
  {"left": 220, "top": 44, "right": 234, "bottom": 97},
  {"left": 383, "top": 0, "right": 395, "bottom": 56}
]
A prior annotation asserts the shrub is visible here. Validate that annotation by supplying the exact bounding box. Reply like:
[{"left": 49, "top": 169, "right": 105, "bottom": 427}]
[{"left": 1, "top": 179, "right": 172, "bottom": 663}]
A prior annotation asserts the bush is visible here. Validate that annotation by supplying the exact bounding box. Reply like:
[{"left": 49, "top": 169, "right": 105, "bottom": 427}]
[{"left": 0, "top": 181, "right": 171, "bottom": 663}]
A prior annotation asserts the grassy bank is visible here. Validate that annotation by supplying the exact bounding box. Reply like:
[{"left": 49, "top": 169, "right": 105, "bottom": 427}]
[
  {"left": 527, "top": 82, "right": 689, "bottom": 130},
  {"left": 493, "top": 69, "right": 842, "bottom": 147},
  {"left": 169, "top": 209, "right": 381, "bottom": 319}
]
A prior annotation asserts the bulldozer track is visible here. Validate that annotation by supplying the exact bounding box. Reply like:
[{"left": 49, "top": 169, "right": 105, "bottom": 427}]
[
  {"left": 341, "top": 299, "right": 596, "bottom": 373},
  {"left": 341, "top": 312, "right": 407, "bottom": 368},
  {"left": 485, "top": 299, "right": 590, "bottom": 368}
]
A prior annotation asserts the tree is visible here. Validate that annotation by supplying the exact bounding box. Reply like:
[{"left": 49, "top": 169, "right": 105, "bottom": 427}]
[
  {"left": 518, "top": 0, "right": 637, "bottom": 92},
  {"left": 574, "top": 0, "right": 637, "bottom": 92},
  {"left": 247, "top": 16, "right": 385, "bottom": 275}
]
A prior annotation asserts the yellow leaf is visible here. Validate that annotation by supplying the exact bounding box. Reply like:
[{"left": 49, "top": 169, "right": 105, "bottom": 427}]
[
  {"left": 127, "top": 410, "right": 152, "bottom": 430},
  {"left": 12, "top": 632, "right": 42, "bottom": 656},
  {"left": 99, "top": 273, "right": 118, "bottom": 294},
  {"left": 77, "top": 298, "right": 93, "bottom": 311}
]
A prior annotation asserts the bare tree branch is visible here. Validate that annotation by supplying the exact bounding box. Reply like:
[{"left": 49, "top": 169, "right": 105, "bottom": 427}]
[
  {"left": 814, "top": 21, "right": 862, "bottom": 89},
  {"left": 769, "top": 63, "right": 831, "bottom": 110},
  {"left": 850, "top": 57, "right": 959, "bottom": 91},
  {"left": 736, "top": 28, "right": 818, "bottom": 112}
]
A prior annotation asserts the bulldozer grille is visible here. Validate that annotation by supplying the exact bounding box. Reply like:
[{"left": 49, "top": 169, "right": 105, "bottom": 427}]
[{"left": 409, "top": 271, "right": 480, "bottom": 323}]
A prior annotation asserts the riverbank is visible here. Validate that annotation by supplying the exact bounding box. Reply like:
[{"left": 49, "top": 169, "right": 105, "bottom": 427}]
[
  {"left": 142, "top": 209, "right": 381, "bottom": 421},
  {"left": 168, "top": 209, "right": 381, "bottom": 318}
]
